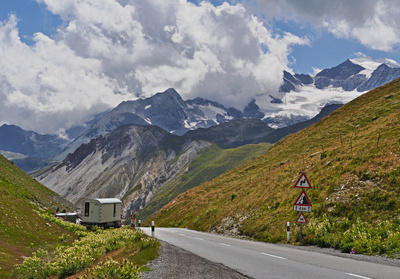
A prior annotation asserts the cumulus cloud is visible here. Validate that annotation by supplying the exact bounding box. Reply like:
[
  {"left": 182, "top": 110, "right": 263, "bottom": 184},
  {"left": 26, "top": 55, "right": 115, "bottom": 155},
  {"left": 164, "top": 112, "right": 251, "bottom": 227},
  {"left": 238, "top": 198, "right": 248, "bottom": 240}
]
[
  {"left": 0, "top": 14, "right": 130, "bottom": 134},
  {"left": 0, "top": 0, "right": 308, "bottom": 134},
  {"left": 250, "top": 0, "right": 400, "bottom": 51}
]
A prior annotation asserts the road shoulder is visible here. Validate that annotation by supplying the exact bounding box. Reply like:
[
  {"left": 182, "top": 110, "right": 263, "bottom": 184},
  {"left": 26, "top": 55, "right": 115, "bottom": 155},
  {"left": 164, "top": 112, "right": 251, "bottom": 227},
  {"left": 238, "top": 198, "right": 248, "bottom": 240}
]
[{"left": 141, "top": 240, "right": 252, "bottom": 279}]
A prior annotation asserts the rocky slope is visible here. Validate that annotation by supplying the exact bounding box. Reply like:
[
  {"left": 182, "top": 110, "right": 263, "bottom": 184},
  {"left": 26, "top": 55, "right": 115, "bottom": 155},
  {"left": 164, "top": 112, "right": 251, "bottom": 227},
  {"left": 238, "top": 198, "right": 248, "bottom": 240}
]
[{"left": 38, "top": 124, "right": 211, "bottom": 216}]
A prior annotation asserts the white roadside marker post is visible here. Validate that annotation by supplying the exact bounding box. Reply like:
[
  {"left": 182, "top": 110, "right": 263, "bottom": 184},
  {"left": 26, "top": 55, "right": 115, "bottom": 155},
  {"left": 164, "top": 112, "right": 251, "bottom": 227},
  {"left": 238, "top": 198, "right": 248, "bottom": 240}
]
[
  {"left": 151, "top": 221, "right": 155, "bottom": 238},
  {"left": 287, "top": 222, "right": 290, "bottom": 243}
]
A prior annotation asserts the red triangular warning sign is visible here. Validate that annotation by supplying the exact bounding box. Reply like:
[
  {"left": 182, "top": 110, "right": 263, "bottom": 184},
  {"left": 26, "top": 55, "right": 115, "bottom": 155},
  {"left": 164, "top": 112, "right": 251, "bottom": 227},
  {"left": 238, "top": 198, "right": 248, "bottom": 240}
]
[
  {"left": 293, "top": 190, "right": 312, "bottom": 207},
  {"left": 296, "top": 212, "right": 308, "bottom": 224},
  {"left": 294, "top": 172, "right": 312, "bottom": 189}
]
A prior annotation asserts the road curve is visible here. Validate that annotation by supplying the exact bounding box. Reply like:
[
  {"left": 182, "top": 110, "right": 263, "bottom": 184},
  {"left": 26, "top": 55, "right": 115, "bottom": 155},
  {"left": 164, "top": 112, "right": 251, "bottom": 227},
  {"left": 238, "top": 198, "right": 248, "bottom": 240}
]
[{"left": 141, "top": 227, "right": 400, "bottom": 279}]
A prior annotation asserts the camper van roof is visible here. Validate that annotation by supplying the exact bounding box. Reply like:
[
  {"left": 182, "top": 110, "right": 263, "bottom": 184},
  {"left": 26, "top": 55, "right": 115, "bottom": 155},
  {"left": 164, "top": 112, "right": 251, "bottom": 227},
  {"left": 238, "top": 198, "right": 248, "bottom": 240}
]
[{"left": 87, "top": 198, "right": 122, "bottom": 204}]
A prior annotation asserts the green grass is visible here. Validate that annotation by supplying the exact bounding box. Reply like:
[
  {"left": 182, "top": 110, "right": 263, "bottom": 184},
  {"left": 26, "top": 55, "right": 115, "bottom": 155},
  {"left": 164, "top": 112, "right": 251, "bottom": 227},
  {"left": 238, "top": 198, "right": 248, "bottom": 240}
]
[
  {"left": 0, "top": 153, "right": 160, "bottom": 277},
  {"left": 138, "top": 143, "right": 270, "bottom": 221},
  {"left": 0, "top": 154, "right": 75, "bottom": 277},
  {"left": 13, "top": 214, "right": 159, "bottom": 278},
  {"left": 149, "top": 78, "right": 400, "bottom": 257}
]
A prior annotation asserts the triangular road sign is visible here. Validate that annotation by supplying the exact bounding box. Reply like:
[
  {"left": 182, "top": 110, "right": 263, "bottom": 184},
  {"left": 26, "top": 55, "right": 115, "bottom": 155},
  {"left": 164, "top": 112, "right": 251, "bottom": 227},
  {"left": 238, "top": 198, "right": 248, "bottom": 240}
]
[
  {"left": 294, "top": 172, "right": 312, "bottom": 189},
  {"left": 294, "top": 190, "right": 312, "bottom": 206},
  {"left": 293, "top": 190, "right": 312, "bottom": 212},
  {"left": 296, "top": 212, "right": 308, "bottom": 224}
]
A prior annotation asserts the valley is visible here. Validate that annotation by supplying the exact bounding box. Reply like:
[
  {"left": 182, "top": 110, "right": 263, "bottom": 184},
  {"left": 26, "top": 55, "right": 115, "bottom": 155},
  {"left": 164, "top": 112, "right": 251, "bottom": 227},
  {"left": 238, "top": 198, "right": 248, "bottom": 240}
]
[
  {"left": 2, "top": 1, "right": 400, "bottom": 277},
  {"left": 1, "top": 58, "right": 400, "bottom": 277}
]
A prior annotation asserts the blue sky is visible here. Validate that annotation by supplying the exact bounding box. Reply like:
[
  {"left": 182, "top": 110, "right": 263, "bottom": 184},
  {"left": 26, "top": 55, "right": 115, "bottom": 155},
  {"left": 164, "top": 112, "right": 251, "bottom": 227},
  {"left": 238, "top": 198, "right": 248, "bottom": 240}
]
[
  {"left": 1, "top": 0, "right": 400, "bottom": 134},
  {"left": 273, "top": 19, "right": 400, "bottom": 74},
  {"left": 0, "top": 0, "right": 61, "bottom": 44}
]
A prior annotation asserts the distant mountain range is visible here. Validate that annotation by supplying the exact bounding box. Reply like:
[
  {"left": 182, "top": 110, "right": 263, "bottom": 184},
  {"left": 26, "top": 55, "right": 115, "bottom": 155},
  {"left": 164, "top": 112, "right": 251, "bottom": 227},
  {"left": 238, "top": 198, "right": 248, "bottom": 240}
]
[
  {"left": 54, "top": 88, "right": 243, "bottom": 161},
  {"left": 251, "top": 57, "right": 400, "bottom": 128},
  {"left": 184, "top": 103, "right": 343, "bottom": 148},
  {"left": 1, "top": 56, "right": 400, "bottom": 173},
  {"left": 0, "top": 124, "right": 70, "bottom": 159}
]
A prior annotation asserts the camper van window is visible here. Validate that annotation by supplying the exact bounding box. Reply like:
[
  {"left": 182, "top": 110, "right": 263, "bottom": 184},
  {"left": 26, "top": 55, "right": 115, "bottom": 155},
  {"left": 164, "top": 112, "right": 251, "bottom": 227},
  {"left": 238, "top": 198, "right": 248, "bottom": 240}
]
[
  {"left": 84, "top": 202, "right": 90, "bottom": 217},
  {"left": 113, "top": 203, "right": 116, "bottom": 217}
]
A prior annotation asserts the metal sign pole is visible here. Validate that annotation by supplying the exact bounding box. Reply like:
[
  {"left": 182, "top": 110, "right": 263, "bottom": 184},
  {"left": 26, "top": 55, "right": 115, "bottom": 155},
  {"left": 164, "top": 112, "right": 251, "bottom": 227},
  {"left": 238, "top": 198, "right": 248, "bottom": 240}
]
[{"left": 300, "top": 223, "right": 303, "bottom": 242}]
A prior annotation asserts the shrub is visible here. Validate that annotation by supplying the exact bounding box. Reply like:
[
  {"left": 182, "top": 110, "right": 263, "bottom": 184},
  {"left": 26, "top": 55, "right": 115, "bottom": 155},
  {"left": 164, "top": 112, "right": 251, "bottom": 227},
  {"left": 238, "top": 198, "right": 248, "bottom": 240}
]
[
  {"left": 83, "top": 259, "right": 141, "bottom": 279},
  {"left": 304, "top": 216, "right": 400, "bottom": 257},
  {"left": 14, "top": 227, "right": 151, "bottom": 278}
]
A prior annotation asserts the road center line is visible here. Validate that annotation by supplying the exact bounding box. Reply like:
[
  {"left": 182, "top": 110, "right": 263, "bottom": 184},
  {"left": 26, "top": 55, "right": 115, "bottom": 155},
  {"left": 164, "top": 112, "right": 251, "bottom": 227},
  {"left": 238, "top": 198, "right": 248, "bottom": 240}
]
[
  {"left": 219, "top": 243, "right": 231, "bottom": 247},
  {"left": 346, "top": 273, "right": 372, "bottom": 279},
  {"left": 260, "top": 252, "right": 286, "bottom": 260},
  {"left": 193, "top": 237, "right": 203, "bottom": 241}
]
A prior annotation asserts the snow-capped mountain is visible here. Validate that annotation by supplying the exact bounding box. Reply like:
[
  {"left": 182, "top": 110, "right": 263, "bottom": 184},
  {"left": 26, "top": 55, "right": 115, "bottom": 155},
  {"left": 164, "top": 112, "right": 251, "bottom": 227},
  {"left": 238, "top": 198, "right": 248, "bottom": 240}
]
[
  {"left": 56, "top": 88, "right": 243, "bottom": 159},
  {"left": 3, "top": 57, "right": 400, "bottom": 165},
  {"left": 250, "top": 57, "right": 400, "bottom": 128}
]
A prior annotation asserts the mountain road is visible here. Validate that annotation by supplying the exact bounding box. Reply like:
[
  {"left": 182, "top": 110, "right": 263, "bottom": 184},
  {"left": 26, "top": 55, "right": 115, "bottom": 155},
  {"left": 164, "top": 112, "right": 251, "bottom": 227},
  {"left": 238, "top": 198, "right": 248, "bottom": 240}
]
[{"left": 141, "top": 227, "right": 400, "bottom": 279}]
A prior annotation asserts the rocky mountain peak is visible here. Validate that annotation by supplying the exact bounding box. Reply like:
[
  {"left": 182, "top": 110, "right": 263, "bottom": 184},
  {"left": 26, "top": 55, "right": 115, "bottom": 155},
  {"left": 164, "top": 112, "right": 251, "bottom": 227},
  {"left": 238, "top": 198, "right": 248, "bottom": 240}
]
[{"left": 316, "top": 59, "right": 365, "bottom": 80}]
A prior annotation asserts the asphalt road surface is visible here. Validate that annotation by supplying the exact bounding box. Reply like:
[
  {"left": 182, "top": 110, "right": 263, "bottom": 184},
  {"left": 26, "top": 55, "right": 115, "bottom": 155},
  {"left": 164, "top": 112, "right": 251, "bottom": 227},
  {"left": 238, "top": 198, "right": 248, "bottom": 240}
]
[{"left": 141, "top": 227, "right": 400, "bottom": 279}]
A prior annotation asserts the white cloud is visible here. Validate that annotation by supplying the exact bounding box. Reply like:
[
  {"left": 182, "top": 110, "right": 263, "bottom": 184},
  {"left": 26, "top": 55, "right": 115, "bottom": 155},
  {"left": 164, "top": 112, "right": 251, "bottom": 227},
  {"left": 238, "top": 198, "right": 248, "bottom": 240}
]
[
  {"left": 0, "top": 0, "right": 308, "bottom": 134},
  {"left": 0, "top": 13, "right": 130, "bottom": 134},
  {"left": 250, "top": 0, "right": 400, "bottom": 51},
  {"left": 350, "top": 16, "right": 400, "bottom": 52}
]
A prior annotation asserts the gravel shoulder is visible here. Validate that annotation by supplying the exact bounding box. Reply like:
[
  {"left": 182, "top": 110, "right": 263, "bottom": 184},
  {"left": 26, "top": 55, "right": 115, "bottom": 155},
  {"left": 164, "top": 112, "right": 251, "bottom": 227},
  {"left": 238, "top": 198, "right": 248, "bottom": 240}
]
[{"left": 141, "top": 241, "right": 251, "bottom": 279}]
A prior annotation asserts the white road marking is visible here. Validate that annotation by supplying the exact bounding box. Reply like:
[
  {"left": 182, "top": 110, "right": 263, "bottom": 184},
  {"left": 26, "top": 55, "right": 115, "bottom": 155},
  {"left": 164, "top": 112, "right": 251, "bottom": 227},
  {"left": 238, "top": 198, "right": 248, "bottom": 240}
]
[
  {"left": 346, "top": 273, "right": 372, "bottom": 279},
  {"left": 260, "top": 252, "right": 286, "bottom": 260},
  {"left": 193, "top": 237, "right": 204, "bottom": 241},
  {"left": 219, "top": 243, "right": 232, "bottom": 247}
]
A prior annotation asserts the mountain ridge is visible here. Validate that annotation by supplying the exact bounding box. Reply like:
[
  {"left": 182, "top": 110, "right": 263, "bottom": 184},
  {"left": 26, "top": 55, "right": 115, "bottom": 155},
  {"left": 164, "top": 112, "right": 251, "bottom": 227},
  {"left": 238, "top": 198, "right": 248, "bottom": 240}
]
[
  {"left": 38, "top": 124, "right": 213, "bottom": 215},
  {"left": 2, "top": 57, "right": 400, "bottom": 173}
]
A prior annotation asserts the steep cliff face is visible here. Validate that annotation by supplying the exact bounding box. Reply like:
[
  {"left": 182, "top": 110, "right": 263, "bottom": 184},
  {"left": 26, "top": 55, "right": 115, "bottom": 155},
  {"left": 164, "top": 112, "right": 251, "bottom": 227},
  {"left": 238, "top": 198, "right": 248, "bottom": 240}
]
[{"left": 38, "top": 124, "right": 211, "bottom": 216}]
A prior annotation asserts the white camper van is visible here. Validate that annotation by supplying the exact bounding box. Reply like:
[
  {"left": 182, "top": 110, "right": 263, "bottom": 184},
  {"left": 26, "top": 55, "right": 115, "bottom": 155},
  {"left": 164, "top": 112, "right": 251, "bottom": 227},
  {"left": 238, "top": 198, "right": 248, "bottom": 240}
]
[{"left": 81, "top": 198, "right": 122, "bottom": 228}]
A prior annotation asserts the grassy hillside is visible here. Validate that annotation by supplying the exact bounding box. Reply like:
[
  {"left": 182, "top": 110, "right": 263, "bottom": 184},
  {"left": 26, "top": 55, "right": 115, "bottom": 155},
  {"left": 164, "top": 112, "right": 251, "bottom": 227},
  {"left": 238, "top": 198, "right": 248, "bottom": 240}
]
[
  {"left": 150, "top": 78, "right": 400, "bottom": 257},
  {"left": 138, "top": 143, "right": 270, "bottom": 221},
  {"left": 0, "top": 154, "right": 73, "bottom": 277}
]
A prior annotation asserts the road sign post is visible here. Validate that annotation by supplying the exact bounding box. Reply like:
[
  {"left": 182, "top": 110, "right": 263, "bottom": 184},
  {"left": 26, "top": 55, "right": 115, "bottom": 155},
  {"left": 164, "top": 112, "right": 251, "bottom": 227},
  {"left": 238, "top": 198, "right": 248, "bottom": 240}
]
[{"left": 293, "top": 172, "right": 312, "bottom": 242}]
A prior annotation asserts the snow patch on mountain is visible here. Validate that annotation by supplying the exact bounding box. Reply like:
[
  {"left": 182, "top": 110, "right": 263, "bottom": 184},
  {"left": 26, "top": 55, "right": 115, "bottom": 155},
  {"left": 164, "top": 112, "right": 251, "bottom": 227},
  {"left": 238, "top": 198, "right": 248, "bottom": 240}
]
[
  {"left": 257, "top": 85, "right": 365, "bottom": 128},
  {"left": 196, "top": 104, "right": 230, "bottom": 121},
  {"left": 351, "top": 57, "right": 400, "bottom": 79}
]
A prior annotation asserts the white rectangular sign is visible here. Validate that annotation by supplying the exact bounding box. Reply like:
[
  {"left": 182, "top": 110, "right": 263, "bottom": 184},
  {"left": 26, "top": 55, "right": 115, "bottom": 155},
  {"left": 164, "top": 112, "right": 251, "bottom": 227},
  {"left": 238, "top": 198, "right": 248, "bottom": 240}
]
[{"left": 293, "top": 205, "right": 312, "bottom": 212}]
